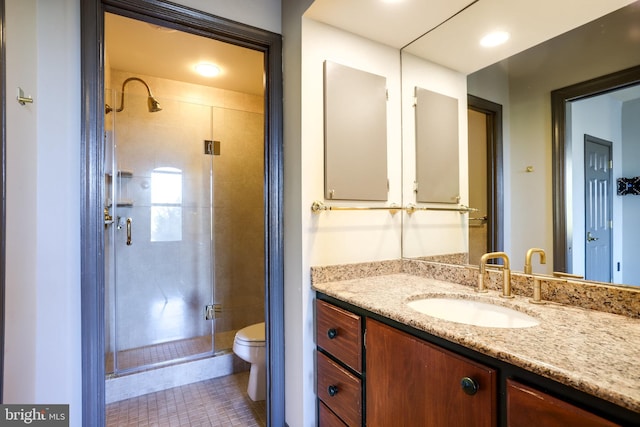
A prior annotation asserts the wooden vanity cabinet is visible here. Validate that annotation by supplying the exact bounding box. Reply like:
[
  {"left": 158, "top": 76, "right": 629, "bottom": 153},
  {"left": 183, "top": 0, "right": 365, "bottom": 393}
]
[
  {"left": 507, "top": 379, "right": 619, "bottom": 427},
  {"left": 366, "top": 319, "right": 497, "bottom": 427},
  {"left": 315, "top": 295, "right": 638, "bottom": 426},
  {"left": 316, "top": 300, "right": 363, "bottom": 426}
]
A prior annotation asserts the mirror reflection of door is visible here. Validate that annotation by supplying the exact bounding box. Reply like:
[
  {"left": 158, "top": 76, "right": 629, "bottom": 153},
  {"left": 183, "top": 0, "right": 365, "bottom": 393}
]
[
  {"left": 564, "top": 81, "right": 640, "bottom": 285},
  {"left": 468, "top": 108, "right": 488, "bottom": 264},
  {"left": 467, "top": 96, "right": 503, "bottom": 265},
  {"left": 584, "top": 135, "right": 613, "bottom": 282}
]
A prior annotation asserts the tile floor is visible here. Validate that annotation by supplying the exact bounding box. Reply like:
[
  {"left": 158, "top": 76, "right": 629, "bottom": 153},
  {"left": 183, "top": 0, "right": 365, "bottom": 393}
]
[
  {"left": 106, "top": 371, "right": 266, "bottom": 427},
  {"left": 107, "top": 331, "right": 237, "bottom": 373}
]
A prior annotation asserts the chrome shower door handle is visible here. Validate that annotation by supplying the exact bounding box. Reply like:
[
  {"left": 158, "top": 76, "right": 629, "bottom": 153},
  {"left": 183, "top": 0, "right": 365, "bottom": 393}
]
[{"left": 126, "top": 218, "right": 133, "bottom": 246}]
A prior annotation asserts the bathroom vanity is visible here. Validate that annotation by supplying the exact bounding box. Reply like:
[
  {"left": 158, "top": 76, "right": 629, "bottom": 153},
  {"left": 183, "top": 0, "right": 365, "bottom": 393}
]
[{"left": 313, "top": 271, "right": 640, "bottom": 426}]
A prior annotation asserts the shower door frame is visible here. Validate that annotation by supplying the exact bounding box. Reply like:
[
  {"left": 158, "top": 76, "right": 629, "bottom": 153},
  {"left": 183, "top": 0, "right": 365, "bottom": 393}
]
[
  {"left": 105, "top": 93, "right": 220, "bottom": 374},
  {"left": 80, "top": 1, "right": 284, "bottom": 426}
]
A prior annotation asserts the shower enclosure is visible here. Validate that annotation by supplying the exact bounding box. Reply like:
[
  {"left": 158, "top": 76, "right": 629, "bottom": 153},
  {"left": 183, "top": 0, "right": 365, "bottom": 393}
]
[{"left": 104, "top": 77, "right": 265, "bottom": 376}]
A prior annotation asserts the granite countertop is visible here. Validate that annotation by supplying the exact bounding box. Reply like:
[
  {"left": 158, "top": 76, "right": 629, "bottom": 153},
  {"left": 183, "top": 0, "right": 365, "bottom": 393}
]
[{"left": 312, "top": 273, "right": 640, "bottom": 413}]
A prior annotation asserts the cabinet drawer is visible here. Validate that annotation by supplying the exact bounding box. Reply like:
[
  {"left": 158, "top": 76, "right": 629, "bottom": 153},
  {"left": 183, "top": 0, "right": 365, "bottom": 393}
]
[
  {"left": 316, "top": 299, "right": 362, "bottom": 372},
  {"left": 319, "top": 401, "right": 348, "bottom": 427},
  {"left": 507, "top": 379, "right": 619, "bottom": 427},
  {"left": 317, "top": 351, "right": 362, "bottom": 427}
]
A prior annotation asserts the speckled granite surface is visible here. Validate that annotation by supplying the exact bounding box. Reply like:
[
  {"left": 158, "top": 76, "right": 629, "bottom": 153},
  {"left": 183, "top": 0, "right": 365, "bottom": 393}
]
[
  {"left": 312, "top": 258, "right": 640, "bottom": 318},
  {"left": 311, "top": 268, "right": 640, "bottom": 413}
]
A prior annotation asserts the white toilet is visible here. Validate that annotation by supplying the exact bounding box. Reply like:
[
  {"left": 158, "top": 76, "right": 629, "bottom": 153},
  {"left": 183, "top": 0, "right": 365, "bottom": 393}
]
[{"left": 233, "top": 322, "right": 266, "bottom": 401}]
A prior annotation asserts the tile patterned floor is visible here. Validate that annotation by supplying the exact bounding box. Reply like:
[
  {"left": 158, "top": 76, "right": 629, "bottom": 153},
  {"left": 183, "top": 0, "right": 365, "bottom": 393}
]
[
  {"left": 107, "top": 331, "right": 237, "bottom": 373},
  {"left": 106, "top": 371, "right": 266, "bottom": 427}
]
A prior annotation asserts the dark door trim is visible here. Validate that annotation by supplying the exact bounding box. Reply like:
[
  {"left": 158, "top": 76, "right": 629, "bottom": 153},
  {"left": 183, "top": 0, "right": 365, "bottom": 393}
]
[
  {"left": 467, "top": 94, "right": 504, "bottom": 254},
  {"left": 0, "top": 0, "right": 5, "bottom": 403},
  {"left": 80, "top": 1, "right": 284, "bottom": 426},
  {"left": 551, "top": 64, "right": 640, "bottom": 273}
]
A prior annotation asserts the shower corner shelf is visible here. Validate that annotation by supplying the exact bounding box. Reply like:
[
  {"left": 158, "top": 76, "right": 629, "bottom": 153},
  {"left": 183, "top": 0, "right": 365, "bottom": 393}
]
[
  {"left": 105, "top": 199, "right": 134, "bottom": 208},
  {"left": 106, "top": 170, "right": 134, "bottom": 179},
  {"left": 116, "top": 199, "right": 134, "bottom": 207}
]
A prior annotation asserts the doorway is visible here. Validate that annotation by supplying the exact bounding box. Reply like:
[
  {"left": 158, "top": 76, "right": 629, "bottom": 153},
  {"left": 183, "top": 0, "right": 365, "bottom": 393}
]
[
  {"left": 583, "top": 134, "right": 613, "bottom": 282},
  {"left": 103, "top": 13, "right": 265, "bottom": 378},
  {"left": 551, "top": 65, "right": 640, "bottom": 275},
  {"left": 80, "top": 1, "right": 284, "bottom": 426},
  {"left": 467, "top": 95, "right": 504, "bottom": 262}
]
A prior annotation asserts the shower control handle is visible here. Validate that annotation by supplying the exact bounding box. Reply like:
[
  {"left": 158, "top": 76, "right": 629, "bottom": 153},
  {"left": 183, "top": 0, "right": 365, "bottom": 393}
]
[{"left": 126, "top": 218, "right": 132, "bottom": 246}]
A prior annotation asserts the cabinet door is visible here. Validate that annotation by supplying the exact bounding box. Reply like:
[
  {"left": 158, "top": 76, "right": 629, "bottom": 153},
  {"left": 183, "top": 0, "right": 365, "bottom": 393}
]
[
  {"left": 366, "top": 319, "right": 496, "bottom": 427},
  {"left": 507, "top": 379, "right": 619, "bottom": 427}
]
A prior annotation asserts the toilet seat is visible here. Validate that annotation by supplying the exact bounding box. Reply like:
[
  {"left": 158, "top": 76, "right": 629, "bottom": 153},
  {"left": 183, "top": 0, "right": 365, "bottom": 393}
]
[{"left": 235, "top": 322, "right": 265, "bottom": 347}]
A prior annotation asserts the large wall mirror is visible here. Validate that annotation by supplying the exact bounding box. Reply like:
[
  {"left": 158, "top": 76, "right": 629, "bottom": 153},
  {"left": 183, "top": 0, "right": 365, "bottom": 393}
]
[
  {"left": 402, "top": 0, "right": 640, "bottom": 288},
  {"left": 303, "top": 0, "right": 637, "bottom": 286}
]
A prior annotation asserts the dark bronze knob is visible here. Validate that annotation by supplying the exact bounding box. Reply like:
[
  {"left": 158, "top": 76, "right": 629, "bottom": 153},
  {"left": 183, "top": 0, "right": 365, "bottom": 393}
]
[
  {"left": 327, "top": 385, "right": 338, "bottom": 397},
  {"left": 327, "top": 328, "right": 338, "bottom": 339},
  {"left": 461, "top": 377, "right": 479, "bottom": 395}
]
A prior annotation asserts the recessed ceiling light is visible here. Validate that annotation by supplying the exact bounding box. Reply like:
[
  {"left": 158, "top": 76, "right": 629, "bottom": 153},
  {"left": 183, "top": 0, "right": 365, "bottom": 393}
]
[
  {"left": 194, "top": 62, "right": 221, "bottom": 77},
  {"left": 480, "top": 31, "right": 510, "bottom": 48}
]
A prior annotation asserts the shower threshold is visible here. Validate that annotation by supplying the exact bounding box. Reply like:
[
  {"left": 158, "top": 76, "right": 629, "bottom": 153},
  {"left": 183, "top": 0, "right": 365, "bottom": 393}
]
[
  {"left": 106, "top": 330, "right": 236, "bottom": 375},
  {"left": 105, "top": 330, "right": 247, "bottom": 403}
]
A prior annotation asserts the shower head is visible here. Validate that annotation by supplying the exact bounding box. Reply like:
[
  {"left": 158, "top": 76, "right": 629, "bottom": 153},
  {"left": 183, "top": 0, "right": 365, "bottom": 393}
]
[
  {"left": 113, "top": 77, "right": 162, "bottom": 113},
  {"left": 147, "top": 96, "right": 162, "bottom": 113}
]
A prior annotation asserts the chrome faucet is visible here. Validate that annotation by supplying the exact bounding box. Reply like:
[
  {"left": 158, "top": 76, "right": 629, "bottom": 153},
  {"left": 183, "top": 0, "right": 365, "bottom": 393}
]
[
  {"left": 524, "top": 248, "right": 546, "bottom": 274},
  {"left": 478, "top": 252, "right": 513, "bottom": 298}
]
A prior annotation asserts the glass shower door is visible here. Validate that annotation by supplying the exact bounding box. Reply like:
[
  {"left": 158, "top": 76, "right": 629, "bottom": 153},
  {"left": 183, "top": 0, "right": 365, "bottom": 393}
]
[{"left": 105, "top": 90, "right": 216, "bottom": 374}]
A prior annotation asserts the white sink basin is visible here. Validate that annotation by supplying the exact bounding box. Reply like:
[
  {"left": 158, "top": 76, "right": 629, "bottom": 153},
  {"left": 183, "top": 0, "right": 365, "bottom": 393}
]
[{"left": 407, "top": 297, "right": 539, "bottom": 328}]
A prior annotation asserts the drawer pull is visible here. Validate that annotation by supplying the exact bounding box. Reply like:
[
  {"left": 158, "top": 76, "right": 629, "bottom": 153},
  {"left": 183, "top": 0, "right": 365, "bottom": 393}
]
[
  {"left": 461, "top": 376, "right": 479, "bottom": 395},
  {"left": 327, "top": 385, "right": 338, "bottom": 397},
  {"left": 327, "top": 328, "right": 338, "bottom": 339}
]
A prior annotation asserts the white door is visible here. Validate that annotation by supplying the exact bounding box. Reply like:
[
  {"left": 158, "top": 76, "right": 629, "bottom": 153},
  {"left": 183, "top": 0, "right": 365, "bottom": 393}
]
[{"left": 584, "top": 134, "right": 612, "bottom": 282}]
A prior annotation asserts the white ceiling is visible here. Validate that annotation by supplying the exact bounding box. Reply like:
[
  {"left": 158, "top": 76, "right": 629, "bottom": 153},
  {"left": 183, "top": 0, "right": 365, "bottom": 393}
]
[
  {"left": 105, "top": 13, "right": 264, "bottom": 95},
  {"left": 304, "top": 0, "right": 476, "bottom": 49},
  {"left": 105, "top": 1, "right": 639, "bottom": 97},
  {"left": 306, "top": 0, "right": 637, "bottom": 74}
]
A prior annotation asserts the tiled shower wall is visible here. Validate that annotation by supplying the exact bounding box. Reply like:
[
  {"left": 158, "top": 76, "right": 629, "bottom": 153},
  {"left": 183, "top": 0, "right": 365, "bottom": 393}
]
[{"left": 106, "top": 70, "right": 265, "bottom": 353}]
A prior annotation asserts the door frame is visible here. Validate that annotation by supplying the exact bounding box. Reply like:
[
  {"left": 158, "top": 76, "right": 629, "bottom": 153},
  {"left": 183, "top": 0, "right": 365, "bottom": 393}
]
[
  {"left": 80, "top": 1, "right": 284, "bottom": 426},
  {"left": 467, "top": 94, "right": 503, "bottom": 255},
  {"left": 551, "top": 64, "right": 640, "bottom": 273},
  {"left": 0, "top": 0, "right": 5, "bottom": 403}
]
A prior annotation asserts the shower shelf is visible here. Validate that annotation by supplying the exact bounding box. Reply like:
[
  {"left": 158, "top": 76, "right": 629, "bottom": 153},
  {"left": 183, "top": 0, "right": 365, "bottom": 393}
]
[
  {"left": 116, "top": 199, "right": 134, "bottom": 207},
  {"left": 105, "top": 170, "right": 134, "bottom": 207},
  {"left": 106, "top": 199, "right": 134, "bottom": 208},
  {"left": 106, "top": 170, "right": 134, "bottom": 179}
]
